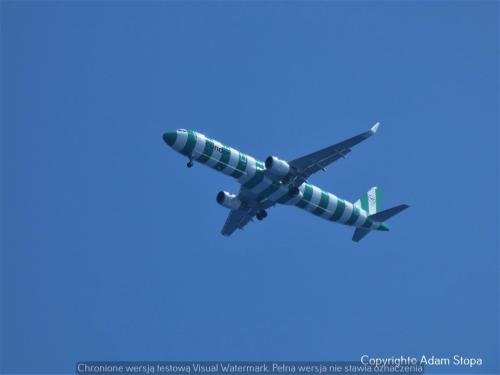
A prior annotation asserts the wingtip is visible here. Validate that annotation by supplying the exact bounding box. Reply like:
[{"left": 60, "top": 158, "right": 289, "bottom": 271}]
[{"left": 370, "top": 122, "right": 380, "bottom": 134}]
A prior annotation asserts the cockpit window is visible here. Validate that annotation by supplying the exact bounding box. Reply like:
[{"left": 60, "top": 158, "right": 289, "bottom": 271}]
[{"left": 178, "top": 129, "right": 187, "bottom": 132}]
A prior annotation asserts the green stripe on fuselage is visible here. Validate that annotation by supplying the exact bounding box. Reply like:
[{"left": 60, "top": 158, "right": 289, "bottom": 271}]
[
  {"left": 329, "top": 199, "right": 345, "bottom": 221},
  {"left": 180, "top": 130, "right": 197, "bottom": 156},
  {"left": 296, "top": 184, "right": 313, "bottom": 208},
  {"left": 231, "top": 152, "right": 247, "bottom": 178},
  {"left": 312, "top": 191, "right": 329, "bottom": 215},
  {"left": 215, "top": 145, "right": 231, "bottom": 171},
  {"left": 346, "top": 206, "right": 361, "bottom": 225},
  {"left": 197, "top": 138, "right": 214, "bottom": 163}
]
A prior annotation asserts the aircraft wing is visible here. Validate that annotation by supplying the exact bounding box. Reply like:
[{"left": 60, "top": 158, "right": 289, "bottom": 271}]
[
  {"left": 221, "top": 207, "right": 256, "bottom": 236},
  {"left": 288, "top": 123, "right": 380, "bottom": 185},
  {"left": 221, "top": 196, "right": 275, "bottom": 236}
]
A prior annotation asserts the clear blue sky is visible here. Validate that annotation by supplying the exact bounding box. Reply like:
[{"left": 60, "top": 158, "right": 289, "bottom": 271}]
[{"left": 1, "top": 1, "right": 498, "bottom": 373}]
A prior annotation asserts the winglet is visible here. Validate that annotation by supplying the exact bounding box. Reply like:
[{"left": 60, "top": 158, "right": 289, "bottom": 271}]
[{"left": 370, "top": 122, "right": 380, "bottom": 134}]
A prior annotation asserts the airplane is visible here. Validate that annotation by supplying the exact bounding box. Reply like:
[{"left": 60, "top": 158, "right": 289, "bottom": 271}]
[{"left": 162, "top": 123, "right": 408, "bottom": 241}]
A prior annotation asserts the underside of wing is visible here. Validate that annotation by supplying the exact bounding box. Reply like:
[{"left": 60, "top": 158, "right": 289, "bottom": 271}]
[
  {"left": 288, "top": 123, "right": 379, "bottom": 184},
  {"left": 220, "top": 191, "right": 275, "bottom": 236},
  {"left": 221, "top": 207, "right": 256, "bottom": 236}
]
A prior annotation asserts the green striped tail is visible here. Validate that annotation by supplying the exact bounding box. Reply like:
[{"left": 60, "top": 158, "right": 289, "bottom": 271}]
[{"left": 354, "top": 186, "right": 382, "bottom": 215}]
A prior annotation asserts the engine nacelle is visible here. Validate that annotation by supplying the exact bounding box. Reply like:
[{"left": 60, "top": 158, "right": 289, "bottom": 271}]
[
  {"left": 265, "top": 156, "right": 290, "bottom": 177},
  {"left": 216, "top": 191, "right": 242, "bottom": 210}
]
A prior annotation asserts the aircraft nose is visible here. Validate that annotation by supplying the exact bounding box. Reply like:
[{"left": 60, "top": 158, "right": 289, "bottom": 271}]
[{"left": 162, "top": 131, "right": 177, "bottom": 146}]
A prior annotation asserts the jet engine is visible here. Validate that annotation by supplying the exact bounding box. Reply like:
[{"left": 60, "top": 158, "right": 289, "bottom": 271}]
[
  {"left": 265, "top": 156, "right": 290, "bottom": 177},
  {"left": 216, "top": 191, "right": 242, "bottom": 210}
]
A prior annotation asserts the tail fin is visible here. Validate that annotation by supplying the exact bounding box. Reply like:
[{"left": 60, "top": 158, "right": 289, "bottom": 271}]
[
  {"left": 352, "top": 203, "right": 409, "bottom": 242},
  {"left": 354, "top": 186, "right": 382, "bottom": 215}
]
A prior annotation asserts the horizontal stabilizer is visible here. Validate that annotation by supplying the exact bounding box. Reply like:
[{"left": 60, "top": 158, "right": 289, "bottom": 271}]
[
  {"left": 368, "top": 204, "right": 409, "bottom": 222},
  {"left": 352, "top": 204, "right": 409, "bottom": 242},
  {"left": 352, "top": 228, "right": 370, "bottom": 242}
]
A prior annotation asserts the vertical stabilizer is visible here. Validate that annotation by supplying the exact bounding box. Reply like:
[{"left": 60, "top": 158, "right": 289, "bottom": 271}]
[{"left": 354, "top": 186, "right": 382, "bottom": 215}]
